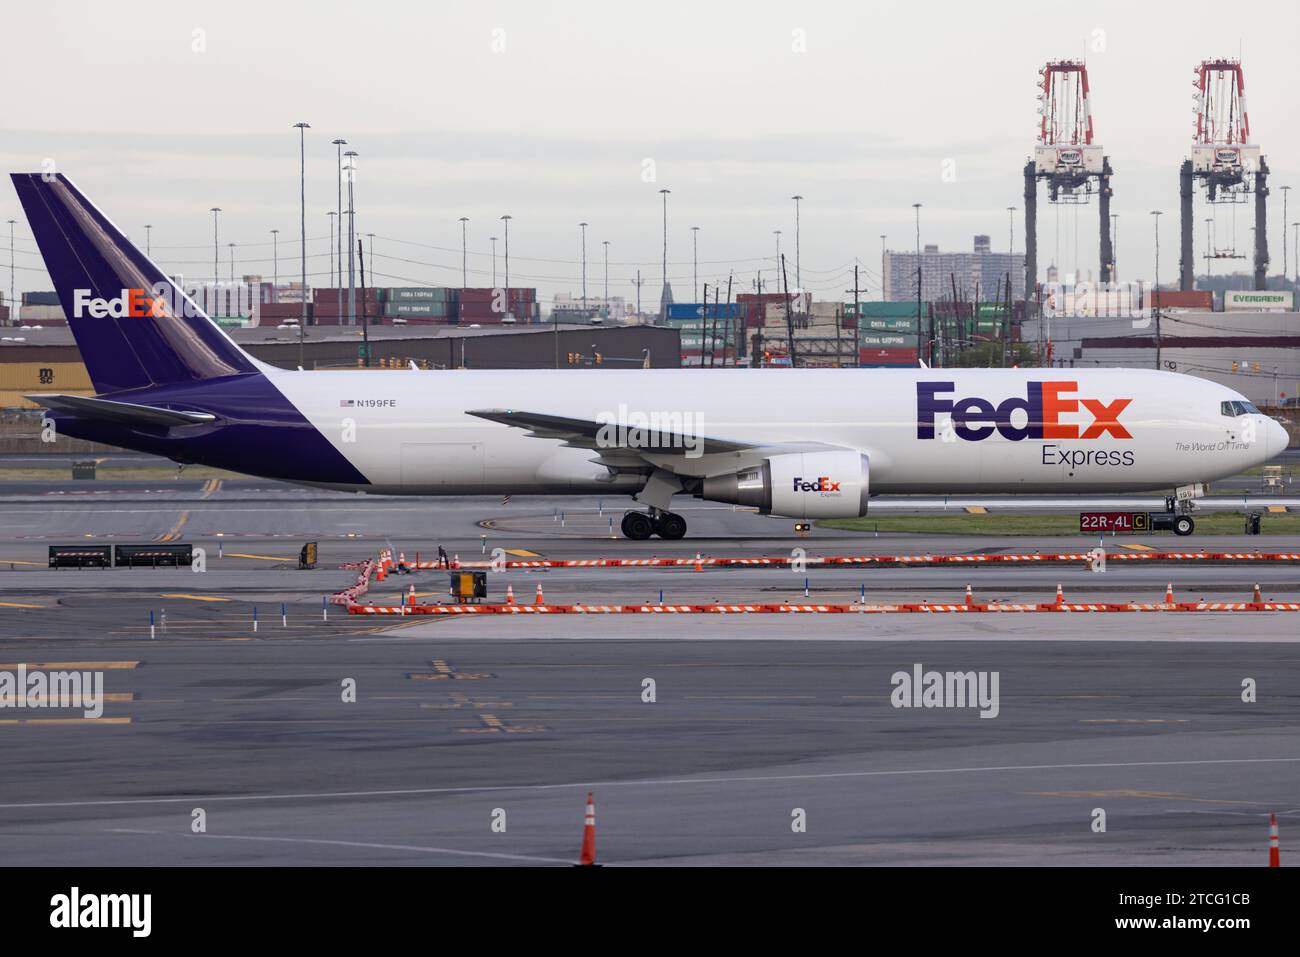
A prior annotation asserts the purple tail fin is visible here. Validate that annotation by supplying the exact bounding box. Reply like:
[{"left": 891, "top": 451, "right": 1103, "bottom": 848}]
[{"left": 11, "top": 172, "right": 258, "bottom": 395}]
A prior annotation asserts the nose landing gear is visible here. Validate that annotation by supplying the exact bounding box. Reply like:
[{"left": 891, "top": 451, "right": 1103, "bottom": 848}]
[{"left": 620, "top": 509, "right": 687, "bottom": 540}]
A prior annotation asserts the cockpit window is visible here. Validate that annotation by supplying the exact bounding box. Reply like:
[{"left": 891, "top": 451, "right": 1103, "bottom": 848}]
[{"left": 1221, "top": 400, "right": 1260, "bottom": 416}]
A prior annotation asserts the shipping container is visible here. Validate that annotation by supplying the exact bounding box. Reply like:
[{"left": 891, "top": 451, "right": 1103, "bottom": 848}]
[
  {"left": 384, "top": 301, "right": 450, "bottom": 317},
  {"left": 386, "top": 287, "right": 454, "bottom": 302},
  {"left": 18, "top": 304, "right": 66, "bottom": 321},
  {"left": 666, "top": 303, "right": 742, "bottom": 321},
  {"left": 1149, "top": 290, "right": 1213, "bottom": 310},
  {"left": 859, "top": 346, "right": 919, "bottom": 366},
  {"left": 312, "top": 287, "right": 385, "bottom": 304},
  {"left": 848, "top": 301, "right": 923, "bottom": 320},
  {"left": 858, "top": 333, "right": 916, "bottom": 348},
  {"left": 0, "top": 361, "right": 94, "bottom": 391},
  {"left": 22, "top": 291, "right": 60, "bottom": 306},
  {"left": 858, "top": 317, "right": 920, "bottom": 332},
  {"left": 1223, "top": 290, "right": 1294, "bottom": 312}
]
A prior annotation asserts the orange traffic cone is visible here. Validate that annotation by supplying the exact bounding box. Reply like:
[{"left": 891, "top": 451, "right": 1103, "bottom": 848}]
[
  {"left": 376, "top": 562, "right": 386, "bottom": 582},
  {"left": 1269, "top": 812, "right": 1280, "bottom": 867},
  {"left": 398, "top": 551, "right": 407, "bottom": 569},
  {"left": 578, "top": 792, "right": 597, "bottom": 866},
  {"left": 407, "top": 584, "right": 416, "bottom": 606},
  {"left": 452, "top": 553, "right": 461, "bottom": 569},
  {"left": 1163, "top": 582, "right": 1174, "bottom": 604},
  {"left": 505, "top": 584, "right": 515, "bottom": 605},
  {"left": 1253, "top": 583, "right": 1263, "bottom": 604},
  {"left": 964, "top": 584, "right": 974, "bottom": 607},
  {"left": 694, "top": 552, "right": 703, "bottom": 572},
  {"left": 1054, "top": 582, "right": 1064, "bottom": 605},
  {"left": 534, "top": 582, "right": 545, "bottom": 605}
]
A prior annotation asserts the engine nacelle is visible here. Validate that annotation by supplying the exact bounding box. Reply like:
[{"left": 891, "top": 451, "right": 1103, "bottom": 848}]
[{"left": 699, "top": 450, "right": 869, "bottom": 519}]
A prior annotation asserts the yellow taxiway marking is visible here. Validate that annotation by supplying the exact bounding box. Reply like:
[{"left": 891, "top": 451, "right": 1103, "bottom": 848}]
[
  {"left": 0, "top": 717, "right": 132, "bottom": 726},
  {"left": 0, "top": 601, "right": 46, "bottom": 609},
  {"left": 408, "top": 659, "right": 492, "bottom": 681},
  {"left": 223, "top": 553, "right": 295, "bottom": 562},
  {"left": 155, "top": 511, "right": 190, "bottom": 543},
  {"left": 200, "top": 479, "right": 223, "bottom": 500},
  {"left": 964, "top": 506, "right": 988, "bottom": 514},
  {"left": 0, "top": 660, "right": 139, "bottom": 670},
  {"left": 457, "top": 713, "right": 544, "bottom": 734},
  {"left": 1, "top": 560, "right": 44, "bottom": 567},
  {"left": 1120, "top": 543, "right": 1156, "bottom": 552},
  {"left": 503, "top": 548, "right": 541, "bottom": 557},
  {"left": 420, "top": 692, "right": 512, "bottom": 710},
  {"left": 1267, "top": 505, "right": 1288, "bottom": 513},
  {"left": 160, "top": 593, "right": 232, "bottom": 603}
]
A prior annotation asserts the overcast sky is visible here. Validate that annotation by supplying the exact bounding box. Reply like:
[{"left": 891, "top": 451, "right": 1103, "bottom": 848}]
[{"left": 3, "top": 0, "right": 1298, "bottom": 306}]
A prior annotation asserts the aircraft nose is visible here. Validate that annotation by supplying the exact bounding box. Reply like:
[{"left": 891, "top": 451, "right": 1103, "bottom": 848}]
[{"left": 1268, "top": 417, "right": 1291, "bottom": 457}]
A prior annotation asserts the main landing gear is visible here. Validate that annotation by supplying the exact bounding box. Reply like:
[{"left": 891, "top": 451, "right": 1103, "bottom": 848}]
[{"left": 621, "top": 509, "right": 687, "bottom": 540}]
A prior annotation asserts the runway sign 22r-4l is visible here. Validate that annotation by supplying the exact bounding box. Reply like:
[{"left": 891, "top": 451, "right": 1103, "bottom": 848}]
[{"left": 1079, "top": 511, "right": 1150, "bottom": 533}]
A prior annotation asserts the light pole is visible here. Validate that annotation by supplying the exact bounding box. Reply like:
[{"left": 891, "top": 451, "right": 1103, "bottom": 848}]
[
  {"left": 7, "top": 219, "right": 14, "bottom": 319},
  {"left": 500, "top": 214, "right": 512, "bottom": 321},
  {"left": 293, "top": 121, "right": 310, "bottom": 361},
  {"left": 144, "top": 224, "right": 153, "bottom": 258},
  {"left": 489, "top": 236, "right": 497, "bottom": 287},
  {"left": 1111, "top": 213, "right": 1118, "bottom": 281},
  {"left": 879, "top": 233, "right": 886, "bottom": 300},
  {"left": 209, "top": 207, "right": 221, "bottom": 291},
  {"left": 1293, "top": 222, "right": 1299, "bottom": 285},
  {"left": 326, "top": 212, "right": 336, "bottom": 294},
  {"left": 459, "top": 217, "right": 469, "bottom": 288},
  {"left": 579, "top": 221, "right": 588, "bottom": 312},
  {"left": 1007, "top": 205, "right": 1015, "bottom": 257},
  {"left": 691, "top": 226, "right": 700, "bottom": 302},
  {"left": 271, "top": 229, "right": 280, "bottom": 288},
  {"left": 1281, "top": 186, "right": 1291, "bottom": 285},
  {"left": 913, "top": 203, "right": 922, "bottom": 362},
  {"left": 791, "top": 195, "right": 803, "bottom": 293},
  {"left": 1205, "top": 217, "right": 1213, "bottom": 278},
  {"left": 228, "top": 242, "right": 235, "bottom": 285},
  {"left": 658, "top": 188, "right": 670, "bottom": 319},
  {"left": 332, "top": 138, "right": 346, "bottom": 315},
  {"left": 1150, "top": 210, "right": 1162, "bottom": 371},
  {"left": 344, "top": 150, "right": 358, "bottom": 330},
  {"left": 366, "top": 233, "right": 375, "bottom": 286},
  {"left": 773, "top": 229, "right": 781, "bottom": 279},
  {"left": 602, "top": 240, "right": 610, "bottom": 303}
]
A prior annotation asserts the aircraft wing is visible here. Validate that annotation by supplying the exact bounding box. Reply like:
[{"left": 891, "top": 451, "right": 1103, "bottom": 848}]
[
  {"left": 465, "top": 407, "right": 853, "bottom": 477},
  {"left": 26, "top": 393, "right": 217, "bottom": 428}
]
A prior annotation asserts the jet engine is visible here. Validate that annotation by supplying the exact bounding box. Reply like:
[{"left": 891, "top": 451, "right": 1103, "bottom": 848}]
[{"left": 698, "top": 450, "right": 869, "bottom": 519}]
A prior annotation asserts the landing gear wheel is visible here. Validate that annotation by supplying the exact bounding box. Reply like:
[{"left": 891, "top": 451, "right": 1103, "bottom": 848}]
[
  {"left": 1174, "top": 516, "right": 1195, "bottom": 536},
  {"left": 621, "top": 511, "right": 655, "bottom": 540},
  {"left": 655, "top": 512, "right": 687, "bottom": 540}
]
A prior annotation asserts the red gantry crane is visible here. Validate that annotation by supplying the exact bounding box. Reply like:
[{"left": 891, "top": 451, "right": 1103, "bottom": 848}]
[
  {"left": 1023, "top": 60, "right": 1115, "bottom": 302},
  {"left": 1179, "top": 59, "right": 1268, "bottom": 290}
]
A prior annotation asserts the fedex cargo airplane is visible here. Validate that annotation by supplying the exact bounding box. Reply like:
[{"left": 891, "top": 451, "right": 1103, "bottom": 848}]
[{"left": 12, "top": 173, "right": 1289, "bottom": 539}]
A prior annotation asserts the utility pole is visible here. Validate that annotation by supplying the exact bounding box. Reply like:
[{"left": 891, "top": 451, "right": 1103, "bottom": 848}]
[
  {"left": 144, "top": 224, "right": 152, "bottom": 258},
  {"left": 271, "top": 229, "right": 280, "bottom": 288},
  {"left": 367, "top": 233, "right": 374, "bottom": 283},
  {"left": 228, "top": 242, "right": 235, "bottom": 284},
  {"left": 691, "top": 226, "right": 699, "bottom": 302},
  {"left": 294, "top": 121, "right": 310, "bottom": 365},
  {"left": 489, "top": 236, "right": 497, "bottom": 287},
  {"left": 773, "top": 230, "right": 782, "bottom": 299},
  {"left": 459, "top": 217, "right": 469, "bottom": 288},
  {"left": 781, "top": 253, "right": 797, "bottom": 367},
  {"left": 633, "top": 269, "right": 642, "bottom": 319},
  {"left": 1150, "top": 209, "right": 1162, "bottom": 371},
  {"left": 325, "top": 214, "right": 334, "bottom": 295}
]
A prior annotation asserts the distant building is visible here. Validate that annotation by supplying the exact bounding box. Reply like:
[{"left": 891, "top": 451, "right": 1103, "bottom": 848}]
[
  {"left": 884, "top": 235, "right": 1026, "bottom": 304},
  {"left": 550, "top": 292, "right": 629, "bottom": 323}
]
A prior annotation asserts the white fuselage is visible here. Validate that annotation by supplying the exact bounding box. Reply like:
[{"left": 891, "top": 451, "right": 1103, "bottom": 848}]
[{"left": 267, "top": 366, "right": 1286, "bottom": 497}]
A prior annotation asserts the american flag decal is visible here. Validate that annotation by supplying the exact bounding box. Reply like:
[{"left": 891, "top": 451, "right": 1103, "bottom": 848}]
[{"left": 339, "top": 399, "right": 355, "bottom": 407}]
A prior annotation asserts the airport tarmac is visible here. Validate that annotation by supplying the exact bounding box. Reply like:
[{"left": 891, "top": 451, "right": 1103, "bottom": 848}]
[{"left": 1, "top": 469, "right": 1298, "bottom": 866}]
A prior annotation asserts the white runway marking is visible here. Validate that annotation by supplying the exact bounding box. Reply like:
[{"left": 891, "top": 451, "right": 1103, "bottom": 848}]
[
  {"left": 104, "top": 828, "right": 573, "bottom": 864},
  {"left": 6, "top": 755, "right": 1299, "bottom": 811}
]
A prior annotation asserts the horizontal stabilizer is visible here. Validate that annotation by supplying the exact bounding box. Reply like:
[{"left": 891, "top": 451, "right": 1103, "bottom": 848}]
[{"left": 26, "top": 393, "right": 217, "bottom": 428}]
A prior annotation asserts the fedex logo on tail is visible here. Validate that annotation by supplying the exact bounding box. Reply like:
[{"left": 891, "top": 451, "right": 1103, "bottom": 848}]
[
  {"left": 917, "top": 381, "right": 1132, "bottom": 441},
  {"left": 793, "top": 476, "right": 841, "bottom": 493},
  {"left": 72, "top": 288, "right": 168, "bottom": 319}
]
